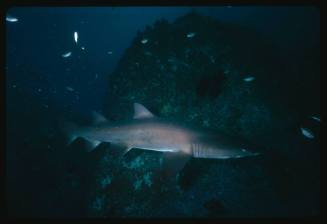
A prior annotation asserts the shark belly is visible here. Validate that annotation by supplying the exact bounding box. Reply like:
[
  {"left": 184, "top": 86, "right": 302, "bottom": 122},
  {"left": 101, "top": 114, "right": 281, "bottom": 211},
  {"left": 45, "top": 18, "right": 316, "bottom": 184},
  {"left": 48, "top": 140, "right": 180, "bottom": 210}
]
[{"left": 133, "top": 146, "right": 177, "bottom": 152}]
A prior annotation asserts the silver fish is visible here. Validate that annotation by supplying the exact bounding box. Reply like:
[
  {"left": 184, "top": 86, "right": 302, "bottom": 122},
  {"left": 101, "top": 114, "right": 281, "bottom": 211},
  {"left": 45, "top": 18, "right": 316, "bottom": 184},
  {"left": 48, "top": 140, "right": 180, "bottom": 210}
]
[
  {"left": 310, "top": 116, "right": 321, "bottom": 123},
  {"left": 65, "top": 86, "right": 74, "bottom": 92},
  {"left": 74, "top": 31, "right": 78, "bottom": 44},
  {"left": 300, "top": 127, "right": 314, "bottom": 139},
  {"left": 62, "top": 51, "right": 72, "bottom": 58},
  {"left": 6, "top": 15, "right": 18, "bottom": 22},
  {"left": 186, "top": 32, "right": 196, "bottom": 38},
  {"left": 243, "top": 76, "right": 255, "bottom": 82},
  {"left": 141, "top": 38, "right": 148, "bottom": 44}
]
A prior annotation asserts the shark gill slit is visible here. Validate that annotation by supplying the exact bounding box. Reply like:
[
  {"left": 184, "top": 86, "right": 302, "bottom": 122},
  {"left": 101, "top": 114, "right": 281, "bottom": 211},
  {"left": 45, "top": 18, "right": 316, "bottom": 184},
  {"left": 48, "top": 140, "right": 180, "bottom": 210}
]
[
  {"left": 192, "top": 143, "right": 203, "bottom": 158},
  {"left": 192, "top": 143, "right": 228, "bottom": 159}
]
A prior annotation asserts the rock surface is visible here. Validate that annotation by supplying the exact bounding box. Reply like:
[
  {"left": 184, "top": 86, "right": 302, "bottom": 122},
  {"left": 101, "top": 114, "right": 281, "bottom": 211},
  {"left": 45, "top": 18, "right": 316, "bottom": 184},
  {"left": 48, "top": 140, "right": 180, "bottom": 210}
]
[{"left": 85, "top": 11, "right": 319, "bottom": 217}]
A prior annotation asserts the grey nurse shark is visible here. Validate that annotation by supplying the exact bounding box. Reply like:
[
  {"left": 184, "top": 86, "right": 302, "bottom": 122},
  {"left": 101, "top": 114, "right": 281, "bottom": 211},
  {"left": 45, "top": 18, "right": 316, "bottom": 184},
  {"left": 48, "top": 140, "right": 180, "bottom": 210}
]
[{"left": 65, "top": 103, "right": 261, "bottom": 175}]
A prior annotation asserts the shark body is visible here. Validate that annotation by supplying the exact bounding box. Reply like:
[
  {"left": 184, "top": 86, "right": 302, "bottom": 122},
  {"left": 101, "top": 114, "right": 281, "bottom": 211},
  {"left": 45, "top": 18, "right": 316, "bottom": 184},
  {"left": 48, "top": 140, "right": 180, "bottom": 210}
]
[{"left": 66, "top": 103, "right": 261, "bottom": 174}]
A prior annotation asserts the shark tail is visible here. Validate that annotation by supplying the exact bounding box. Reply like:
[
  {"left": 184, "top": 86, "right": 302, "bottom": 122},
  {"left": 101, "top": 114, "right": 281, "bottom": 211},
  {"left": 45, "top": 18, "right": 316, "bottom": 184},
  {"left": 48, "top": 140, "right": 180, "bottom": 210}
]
[{"left": 63, "top": 121, "right": 79, "bottom": 146}]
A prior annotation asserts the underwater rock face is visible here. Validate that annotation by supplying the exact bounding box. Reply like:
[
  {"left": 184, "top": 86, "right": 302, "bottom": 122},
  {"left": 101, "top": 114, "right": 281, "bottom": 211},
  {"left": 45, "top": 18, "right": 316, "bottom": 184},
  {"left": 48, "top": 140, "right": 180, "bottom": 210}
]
[{"left": 87, "top": 11, "right": 319, "bottom": 217}]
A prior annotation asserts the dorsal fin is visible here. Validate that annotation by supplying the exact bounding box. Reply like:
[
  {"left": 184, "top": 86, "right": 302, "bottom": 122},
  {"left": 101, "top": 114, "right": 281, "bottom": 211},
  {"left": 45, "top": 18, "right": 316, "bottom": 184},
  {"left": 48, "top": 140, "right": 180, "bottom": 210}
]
[
  {"left": 91, "top": 111, "right": 108, "bottom": 124},
  {"left": 133, "top": 103, "right": 154, "bottom": 119}
]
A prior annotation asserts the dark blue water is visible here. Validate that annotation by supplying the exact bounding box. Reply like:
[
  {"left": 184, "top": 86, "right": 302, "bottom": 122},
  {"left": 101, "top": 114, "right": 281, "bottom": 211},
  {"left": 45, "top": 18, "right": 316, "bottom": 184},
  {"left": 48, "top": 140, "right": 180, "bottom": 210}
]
[{"left": 6, "top": 6, "right": 320, "bottom": 218}]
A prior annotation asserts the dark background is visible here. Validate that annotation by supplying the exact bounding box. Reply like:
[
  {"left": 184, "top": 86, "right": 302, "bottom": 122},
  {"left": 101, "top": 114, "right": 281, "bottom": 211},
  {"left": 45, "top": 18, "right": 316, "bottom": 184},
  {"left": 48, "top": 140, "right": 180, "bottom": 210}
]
[
  {"left": 6, "top": 6, "right": 319, "bottom": 114},
  {"left": 5, "top": 6, "right": 320, "bottom": 217}
]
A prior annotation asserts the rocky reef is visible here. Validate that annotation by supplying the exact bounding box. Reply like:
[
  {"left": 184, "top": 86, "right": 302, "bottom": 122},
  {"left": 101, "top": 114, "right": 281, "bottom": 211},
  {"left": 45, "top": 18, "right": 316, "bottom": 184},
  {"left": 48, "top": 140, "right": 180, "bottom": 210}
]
[{"left": 86, "top": 11, "right": 319, "bottom": 217}]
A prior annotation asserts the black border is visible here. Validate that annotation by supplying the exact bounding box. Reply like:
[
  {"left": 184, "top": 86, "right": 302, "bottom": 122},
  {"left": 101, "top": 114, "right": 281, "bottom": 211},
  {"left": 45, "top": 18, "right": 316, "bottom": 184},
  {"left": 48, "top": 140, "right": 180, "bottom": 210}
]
[{"left": 2, "top": 0, "right": 321, "bottom": 223}]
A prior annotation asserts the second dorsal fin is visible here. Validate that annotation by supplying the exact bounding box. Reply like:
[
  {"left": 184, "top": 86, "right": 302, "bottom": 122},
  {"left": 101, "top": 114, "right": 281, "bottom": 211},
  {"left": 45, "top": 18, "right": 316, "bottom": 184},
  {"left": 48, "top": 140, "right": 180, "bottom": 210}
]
[{"left": 91, "top": 111, "right": 108, "bottom": 124}]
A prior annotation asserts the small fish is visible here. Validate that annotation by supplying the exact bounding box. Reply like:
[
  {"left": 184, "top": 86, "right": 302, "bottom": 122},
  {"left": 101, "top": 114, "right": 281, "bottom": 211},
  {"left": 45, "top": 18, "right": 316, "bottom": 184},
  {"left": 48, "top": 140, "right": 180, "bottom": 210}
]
[
  {"left": 243, "top": 76, "right": 255, "bottom": 82},
  {"left": 6, "top": 15, "right": 18, "bottom": 22},
  {"left": 74, "top": 31, "right": 78, "bottom": 44},
  {"left": 186, "top": 32, "right": 196, "bottom": 38},
  {"left": 62, "top": 51, "right": 72, "bottom": 58},
  {"left": 107, "top": 51, "right": 113, "bottom": 55},
  {"left": 81, "top": 46, "right": 85, "bottom": 50},
  {"left": 141, "top": 38, "right": 148, "bottom": 44},
  {"left": 66, "top": 86, "right": 75, "bottom": 92},
  {"left": 300, "top": 127, "right": 314, "bottom": 139},
  {"left": 310, "top": 116, "right": 321, "bottom": 123},
  {"left": 95, "top": 74, "right": 98, "bottom": 79}
]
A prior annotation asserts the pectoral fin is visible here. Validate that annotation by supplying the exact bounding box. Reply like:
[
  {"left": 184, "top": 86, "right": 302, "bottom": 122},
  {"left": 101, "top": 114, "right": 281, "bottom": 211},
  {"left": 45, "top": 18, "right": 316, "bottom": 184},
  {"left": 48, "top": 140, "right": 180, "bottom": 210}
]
[
  {"left": 85, "top": 140, "right": 101, "bottom": 152},
  {"left": 161, "top": 152, "right": 191, "bottom": 179},
  {"left": 109, "top": 142, "right": 133, "bottom": 157}
]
